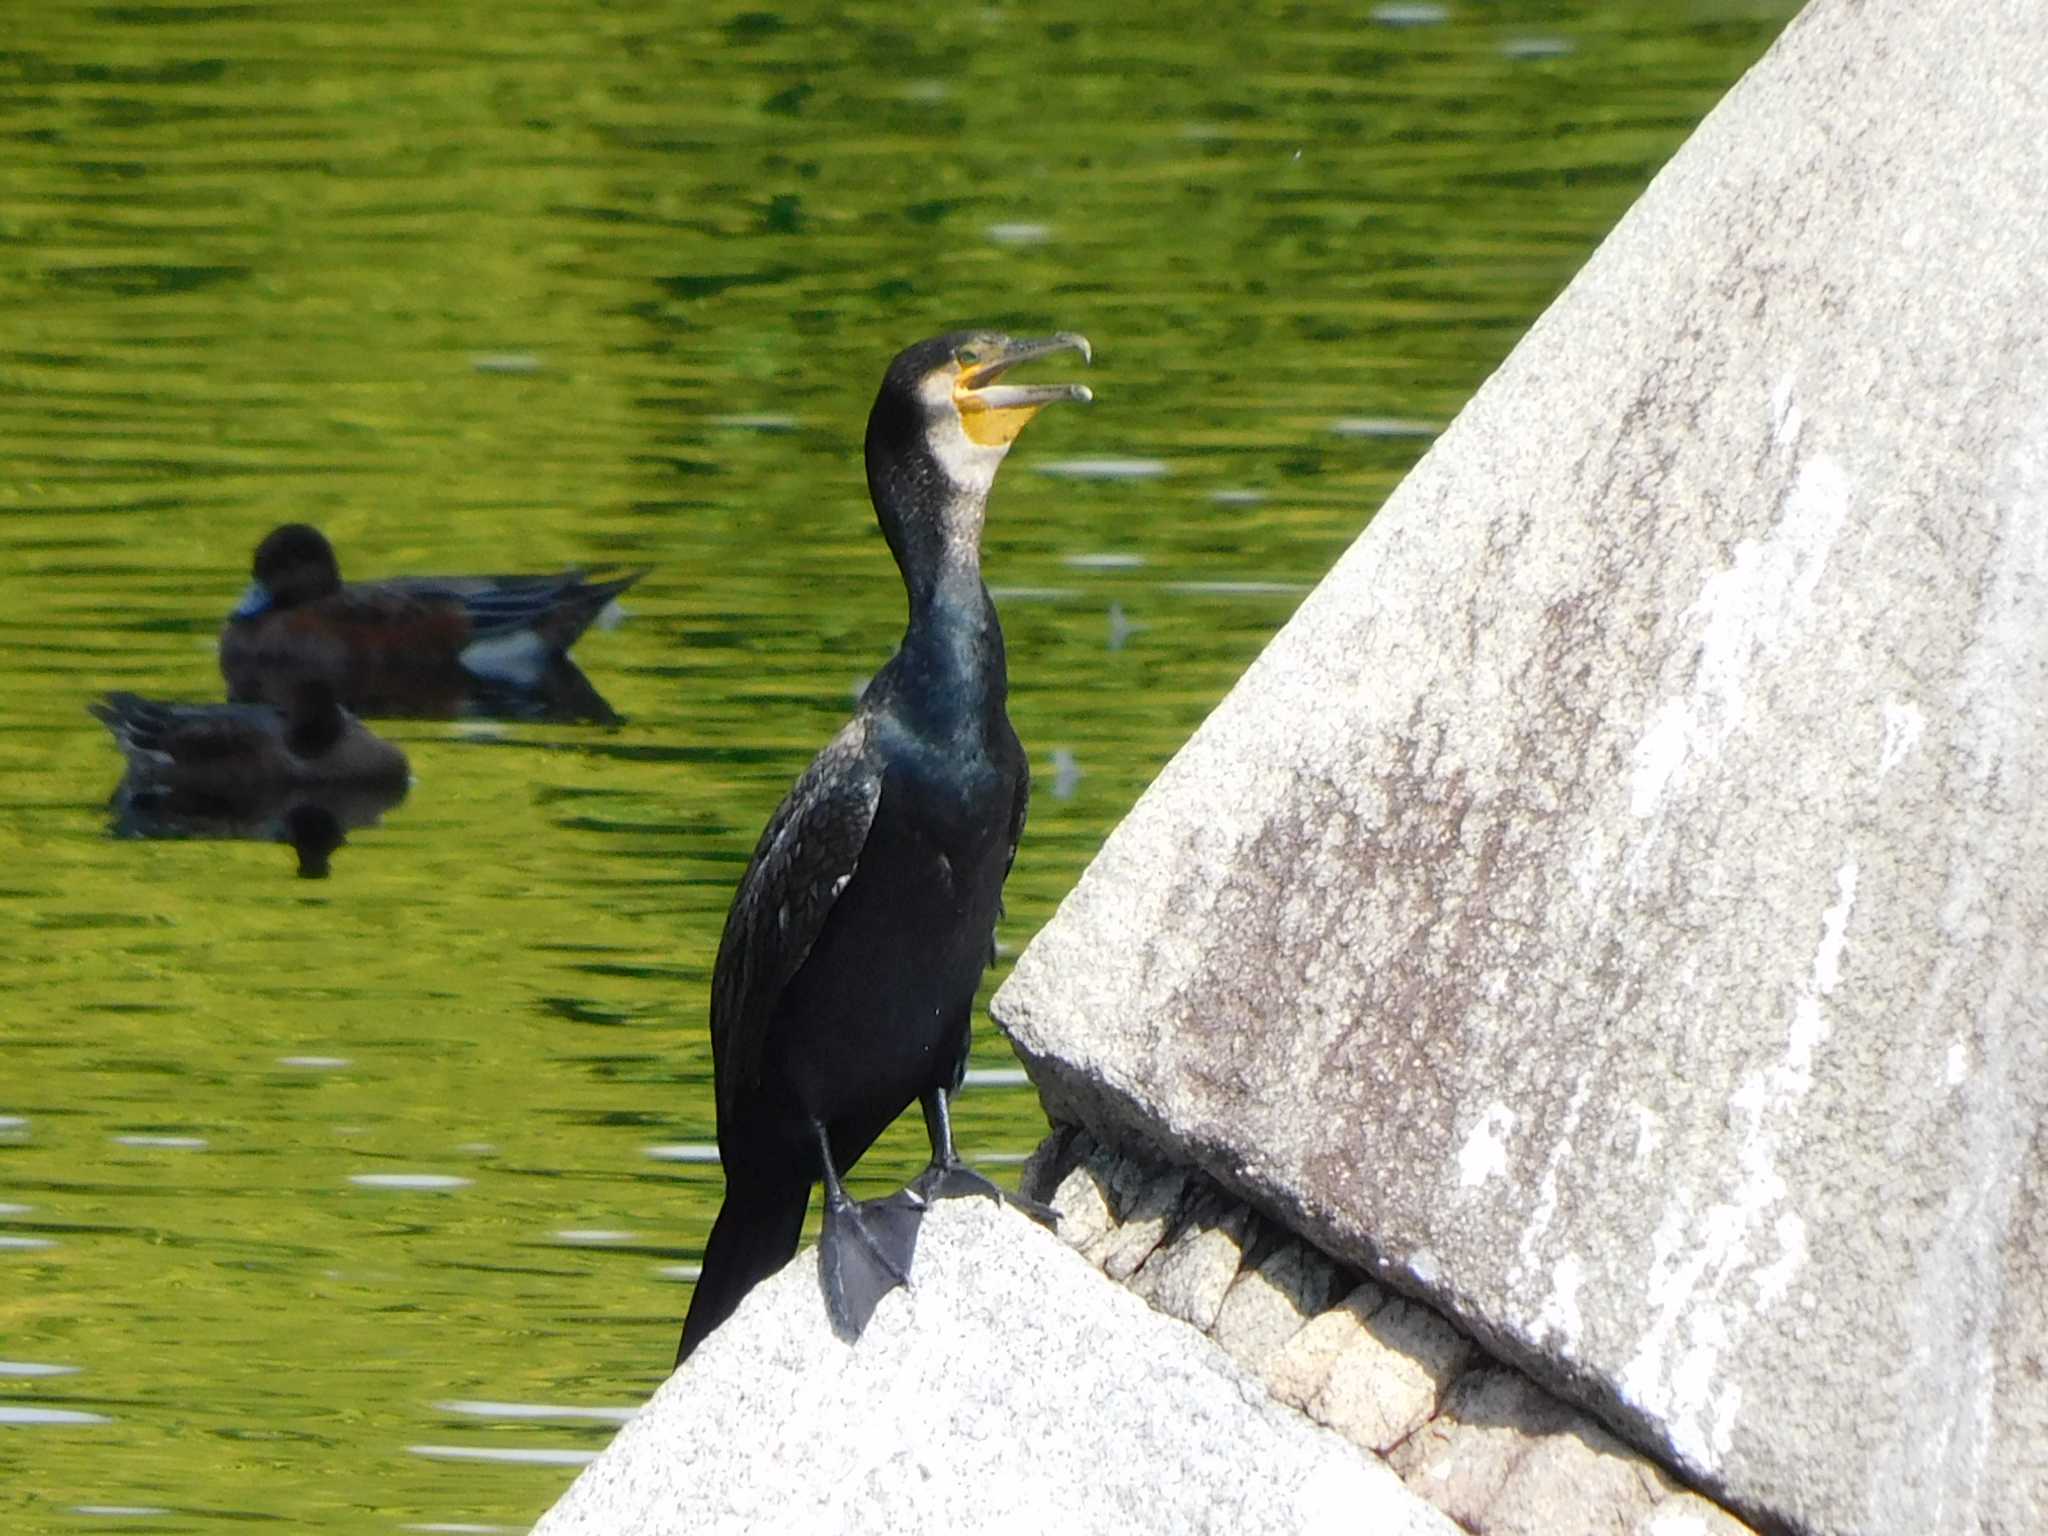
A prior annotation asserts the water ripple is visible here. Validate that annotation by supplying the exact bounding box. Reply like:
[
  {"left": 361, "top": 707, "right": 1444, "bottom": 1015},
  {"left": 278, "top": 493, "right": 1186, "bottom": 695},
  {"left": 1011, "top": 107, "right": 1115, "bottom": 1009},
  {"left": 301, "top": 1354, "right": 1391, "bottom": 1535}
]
[{"left": 406, "top": 1444, "right": 597, "bottom": 1467}]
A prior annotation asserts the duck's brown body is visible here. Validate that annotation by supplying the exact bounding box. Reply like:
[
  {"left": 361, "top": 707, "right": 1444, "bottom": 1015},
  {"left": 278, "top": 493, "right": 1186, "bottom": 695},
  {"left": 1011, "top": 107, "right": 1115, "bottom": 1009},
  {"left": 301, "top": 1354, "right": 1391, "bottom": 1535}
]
[{"left": 220, "top": 523, "right": 640, "bottom": 720}]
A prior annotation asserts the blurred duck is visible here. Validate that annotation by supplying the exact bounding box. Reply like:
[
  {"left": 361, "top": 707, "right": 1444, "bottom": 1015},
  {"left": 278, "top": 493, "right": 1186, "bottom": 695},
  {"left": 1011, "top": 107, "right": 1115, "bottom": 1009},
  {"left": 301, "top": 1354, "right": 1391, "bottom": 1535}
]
[
  {"left": 91, "top": 683, "right": 410, "bottom": 878},
  {"left": 91, "top": 681, "right": 410, "bottom": 796},
  {"left": 219, "top": 523, "right": 644, "bottom": 719}
]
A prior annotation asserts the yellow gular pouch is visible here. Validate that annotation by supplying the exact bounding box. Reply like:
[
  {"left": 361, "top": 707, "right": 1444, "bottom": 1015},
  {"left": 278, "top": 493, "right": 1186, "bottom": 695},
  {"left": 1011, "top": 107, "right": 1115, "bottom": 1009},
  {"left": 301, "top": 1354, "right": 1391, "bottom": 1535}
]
[{"left": 954, "top": 390, "right": 1043, "bottom": 448}]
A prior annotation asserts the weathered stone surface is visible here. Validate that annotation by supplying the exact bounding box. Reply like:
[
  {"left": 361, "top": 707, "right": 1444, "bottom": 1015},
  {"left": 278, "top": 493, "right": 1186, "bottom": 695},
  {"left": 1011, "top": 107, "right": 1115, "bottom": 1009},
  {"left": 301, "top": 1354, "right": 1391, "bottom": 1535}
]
[
  {"left": 994, "top": 2, "right": 2048, "bottom": 1532},
  {"left": 1634, "top": 1491, "right": 1761, "bottom": 1536},
  {"left": 1267, "top": 1281, "right": 1387, "bottom": 1406},
  {"left": 1321, "top": 1298, "right": 1477, "bottom": 1453},
  {"left": 1269, "top": 1285, "right": 1473, "bottom": 1454},
  {"left": 1084, "top": 1159, "right": 1189, "bottom": 1280},
  {"left": 1017, "top": 1122, "right": 1085, "bottom": 1207},
  {"left": 1045, "top": 1147, "right": 1117, "bottom": 1254},
  {"left": 1390, "top": 1367, "right": 1675, "bottom": 1536},
  {"left": 1128, "top": 1187, "right": 1257, "bottom": 1330},
  {"left": 533, "top": 1199, "right": 1458, "bottom": 1536},
  {"left": 1212, "top": 1234, "right": 1353, "bottom": 1372}
]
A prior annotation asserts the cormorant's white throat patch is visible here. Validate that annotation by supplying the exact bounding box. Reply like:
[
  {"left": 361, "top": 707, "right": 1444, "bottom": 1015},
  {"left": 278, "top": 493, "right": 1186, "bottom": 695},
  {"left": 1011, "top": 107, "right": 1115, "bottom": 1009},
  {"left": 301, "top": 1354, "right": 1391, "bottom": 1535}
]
[{"left": 921, "top": 370, "right": 1007, "bottom": 498}]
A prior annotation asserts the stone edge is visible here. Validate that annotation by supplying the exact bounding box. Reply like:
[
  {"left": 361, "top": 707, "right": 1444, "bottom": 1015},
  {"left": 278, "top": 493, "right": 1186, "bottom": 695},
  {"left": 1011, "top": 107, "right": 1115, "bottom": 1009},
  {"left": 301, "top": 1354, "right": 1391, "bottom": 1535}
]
[{"left": 1019, "top": 1125, "right": 1766, "bottom": 1536}]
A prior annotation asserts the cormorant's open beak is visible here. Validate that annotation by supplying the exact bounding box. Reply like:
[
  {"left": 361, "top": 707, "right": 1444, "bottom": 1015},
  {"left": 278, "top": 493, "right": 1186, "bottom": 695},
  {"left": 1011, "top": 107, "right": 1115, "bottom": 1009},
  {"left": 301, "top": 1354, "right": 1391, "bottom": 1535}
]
[{"left": 956, "top": 333, "right": 1093, "bottom": 447}]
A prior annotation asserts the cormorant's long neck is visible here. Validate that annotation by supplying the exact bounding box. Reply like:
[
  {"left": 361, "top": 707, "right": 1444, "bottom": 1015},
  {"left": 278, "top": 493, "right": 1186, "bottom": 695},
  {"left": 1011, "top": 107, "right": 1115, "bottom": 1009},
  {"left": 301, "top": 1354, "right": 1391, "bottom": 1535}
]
[
  {"left": 867, "top": 437, "right": 1007, "bottom": 728},
  {"left": 901, "top": 493, "right": 1006, "bottom": 724},
  {"left": 908, "top": 490, "right": 991, "bottom": 633}
]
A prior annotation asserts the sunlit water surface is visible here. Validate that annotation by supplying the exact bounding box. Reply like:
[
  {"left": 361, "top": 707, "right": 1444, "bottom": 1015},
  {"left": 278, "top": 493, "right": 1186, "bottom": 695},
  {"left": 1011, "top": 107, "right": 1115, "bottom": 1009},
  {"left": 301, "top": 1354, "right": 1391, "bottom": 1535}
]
[{"left": 1, "top": 2, "right": 1793, "bottom": 1530}]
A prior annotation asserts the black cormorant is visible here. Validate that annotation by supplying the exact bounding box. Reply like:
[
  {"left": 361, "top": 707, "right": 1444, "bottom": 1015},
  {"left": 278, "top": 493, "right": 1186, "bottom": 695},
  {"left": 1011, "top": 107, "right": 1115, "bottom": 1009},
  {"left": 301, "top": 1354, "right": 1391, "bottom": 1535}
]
[{"left": 676, "top": 329, "right": 1092, "bottom": 1364}]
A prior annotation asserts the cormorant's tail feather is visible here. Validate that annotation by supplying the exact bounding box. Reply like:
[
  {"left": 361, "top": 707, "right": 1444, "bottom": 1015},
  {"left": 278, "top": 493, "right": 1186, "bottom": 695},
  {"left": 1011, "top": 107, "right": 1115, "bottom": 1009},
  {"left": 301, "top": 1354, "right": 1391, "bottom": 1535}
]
[{"left": 675, "top": 1168, "right": 810, "bottom": 1367}]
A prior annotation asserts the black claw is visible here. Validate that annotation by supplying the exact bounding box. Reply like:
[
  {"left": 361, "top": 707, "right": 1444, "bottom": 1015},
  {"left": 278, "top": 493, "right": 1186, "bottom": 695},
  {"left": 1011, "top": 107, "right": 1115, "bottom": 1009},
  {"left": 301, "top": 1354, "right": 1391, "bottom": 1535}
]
[
  {"left": 911, "top": 1160, "right": 1062, "bottom": 1231},
  {"left": 1007, "top": 1189, "right": 1063, "bottom": 1231},
  {"left": 818, "top": 1189, "right": 925, "bottom": 1342}
]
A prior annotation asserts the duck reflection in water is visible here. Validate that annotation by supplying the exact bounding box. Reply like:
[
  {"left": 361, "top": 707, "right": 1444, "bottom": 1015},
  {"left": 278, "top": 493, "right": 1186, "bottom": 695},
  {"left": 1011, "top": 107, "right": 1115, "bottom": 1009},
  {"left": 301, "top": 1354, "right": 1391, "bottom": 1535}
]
[
  {"left": 219, "top": 523, "right": 645, "bottom": 724},
  {"left": 90, "top": 682, "right": 411, "bottom": 879}
]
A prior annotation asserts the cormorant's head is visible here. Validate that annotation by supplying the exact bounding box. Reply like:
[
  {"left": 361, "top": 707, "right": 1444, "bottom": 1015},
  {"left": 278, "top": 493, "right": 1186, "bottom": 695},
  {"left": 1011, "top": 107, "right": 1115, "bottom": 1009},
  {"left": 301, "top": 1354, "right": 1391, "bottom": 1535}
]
[
  {"left": 865, "top": 330, "right": 1091, "bottom": 595},
  {"left": 869, "top": 329, "right": 1092, "bottom": 500},
  {"left": 235, "top": 523, "right": 343, "bottom": 618}
]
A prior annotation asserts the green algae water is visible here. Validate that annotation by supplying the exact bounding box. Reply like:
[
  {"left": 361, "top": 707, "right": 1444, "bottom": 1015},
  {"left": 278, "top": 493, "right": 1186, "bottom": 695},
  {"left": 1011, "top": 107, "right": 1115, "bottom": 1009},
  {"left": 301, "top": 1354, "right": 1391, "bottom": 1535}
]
[{"left": 0, "top": 2, "right": 1794, "bottom": 1529}]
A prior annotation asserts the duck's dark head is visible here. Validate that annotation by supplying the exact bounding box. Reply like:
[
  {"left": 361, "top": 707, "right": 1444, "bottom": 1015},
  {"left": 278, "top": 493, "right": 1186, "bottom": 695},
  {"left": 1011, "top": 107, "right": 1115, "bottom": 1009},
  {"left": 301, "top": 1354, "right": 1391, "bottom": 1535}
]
[
  {"left": 864, "top": 330, "right": 1091, "bottom": 600},
  {"left": 284, "top": 677, "right": 345, "bottom": 759},
  {"left": 234, "top": 524, "right": 343, "bottom": 619}
]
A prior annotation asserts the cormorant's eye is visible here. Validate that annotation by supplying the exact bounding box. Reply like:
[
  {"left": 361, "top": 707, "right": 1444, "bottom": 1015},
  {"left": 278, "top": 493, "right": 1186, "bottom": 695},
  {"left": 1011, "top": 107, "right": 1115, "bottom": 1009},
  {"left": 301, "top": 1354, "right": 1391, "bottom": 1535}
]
[{"left": 955, "top": 345, "right": 984, "bottom": 368}]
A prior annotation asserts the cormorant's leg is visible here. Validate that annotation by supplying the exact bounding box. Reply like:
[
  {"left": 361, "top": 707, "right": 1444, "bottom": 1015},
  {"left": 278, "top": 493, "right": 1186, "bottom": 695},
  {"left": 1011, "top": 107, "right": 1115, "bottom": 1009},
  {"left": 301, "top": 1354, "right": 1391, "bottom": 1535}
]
[
  {"left": 813, "top": 1119, "right": 923, "bottom": 1343},
  {"left": 909, "top": 1086, "right": 1060, "bottom": 1228}
]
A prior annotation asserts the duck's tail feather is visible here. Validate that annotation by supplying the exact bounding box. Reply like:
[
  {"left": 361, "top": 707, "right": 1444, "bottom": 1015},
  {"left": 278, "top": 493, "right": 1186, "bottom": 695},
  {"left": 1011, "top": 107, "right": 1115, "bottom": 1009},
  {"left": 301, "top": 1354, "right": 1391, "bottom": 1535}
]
[
  {"left": 87, "top": 693, "right": 177, "bottom": 771},
  {"left": 459, "top": 569, "right": 648, "bottom": 644},
  {"left": 457, "top": 570, "right": 649, "bottom": 683},
  {"left": 579, "top": 569, "right": 646, "bottom": 635}
]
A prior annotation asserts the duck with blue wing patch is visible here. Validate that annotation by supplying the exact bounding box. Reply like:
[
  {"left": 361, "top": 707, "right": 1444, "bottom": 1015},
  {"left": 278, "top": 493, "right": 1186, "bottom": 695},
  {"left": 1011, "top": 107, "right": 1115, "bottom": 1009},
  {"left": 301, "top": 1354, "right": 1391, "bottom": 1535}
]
[{"left": 219, "top": 523, "right": 644, "bottom": 721}]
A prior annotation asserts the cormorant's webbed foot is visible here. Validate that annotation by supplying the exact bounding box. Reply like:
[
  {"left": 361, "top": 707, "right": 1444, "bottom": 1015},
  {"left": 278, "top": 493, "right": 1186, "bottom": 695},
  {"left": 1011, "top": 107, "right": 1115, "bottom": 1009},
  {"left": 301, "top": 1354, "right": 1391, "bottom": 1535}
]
[
  {"left": 818, "top": 1187, "right": 924, "bottom": 1342},
  {"left": 916, "top": 1086, "right": 1061, "bottom": 1230}
]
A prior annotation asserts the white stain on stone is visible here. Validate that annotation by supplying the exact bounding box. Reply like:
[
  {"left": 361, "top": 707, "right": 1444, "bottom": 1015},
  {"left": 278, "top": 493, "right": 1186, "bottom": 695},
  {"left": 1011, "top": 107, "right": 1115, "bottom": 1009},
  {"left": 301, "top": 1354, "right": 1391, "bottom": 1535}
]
[
  {"left": 1629, "top": 702, "right": 1692, "bottom": 818},
  {"left": 1568, "top": 822, "right": 1616, "bottom": 898},
  {"left": 1878, "top": 695, "right": 1925, "bottom": 779},
  {"left": 1809, "top": 857, "right": 1856, "bottom": 999},
  {"left": 1753, "top": 1210, "right": 1808, "bottom": 1311},
  {"left": 1954, "top": 436, "right": 2046, "bottom": 786},
  {"left": 1770, "top": 372, "right": 1803, "bottom": 455},
  {"left": 1644, "top": 1508, "right": 1711, "bottom": 1536},
  {"left": 1457, "top": 1104, "right": 1514, "bottom": 1188},
  {"left": 1507, "top": 1073, "right": 1596, "bottom": 1323},
  {"left": 1626, "top": 447, "right": 1850, "bottom": 834},
  {"left": 1621, "top": 856, "right": 1857, "bottom": 1467},
  {"left": 1872, "top": 424, "right": 2048, "bottom": 1529},
  {"left": 1630, "top": 1104, "right": 1662, "bottom": 1172},
  {"left": 1536, "top": 1252, "right": 1586, "bottom": 1352}
]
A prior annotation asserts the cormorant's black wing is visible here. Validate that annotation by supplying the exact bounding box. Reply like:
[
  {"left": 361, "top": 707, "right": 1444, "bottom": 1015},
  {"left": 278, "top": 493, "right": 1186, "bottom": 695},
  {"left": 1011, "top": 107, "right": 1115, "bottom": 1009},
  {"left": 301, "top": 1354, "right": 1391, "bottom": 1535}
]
[
  {"left": 1004, "top": 759, "right": 1029, "bottom": 881},
  {"left": 991, "top": 756, "right": 1029, "bottom": 963},
  {"left": 708, "top": 716, "right": 882, "bottom": 1126}
]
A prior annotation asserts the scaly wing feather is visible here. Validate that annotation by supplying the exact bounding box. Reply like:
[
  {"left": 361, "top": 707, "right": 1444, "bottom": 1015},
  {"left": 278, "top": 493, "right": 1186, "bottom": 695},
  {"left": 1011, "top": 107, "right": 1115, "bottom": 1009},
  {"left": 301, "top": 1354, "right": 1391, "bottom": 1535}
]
[
  {"left": 708, "top": 716, "right": 882, "bottom": 1128},
  {"left": 991, "top": 728, "right": 1030, "bottom": 963}
]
